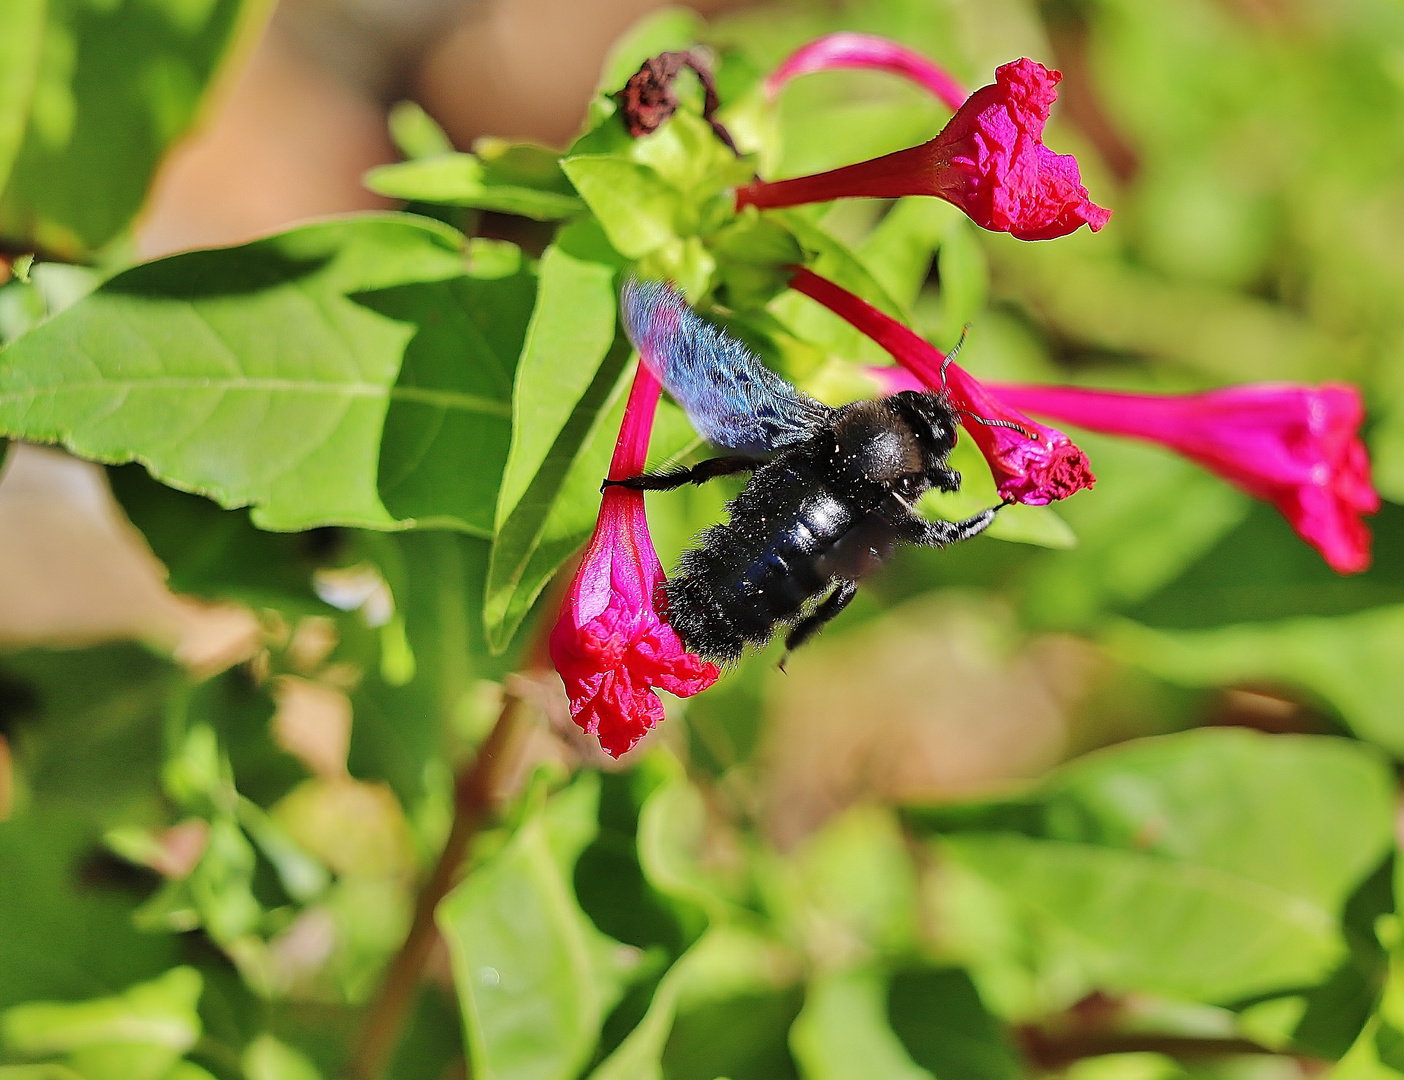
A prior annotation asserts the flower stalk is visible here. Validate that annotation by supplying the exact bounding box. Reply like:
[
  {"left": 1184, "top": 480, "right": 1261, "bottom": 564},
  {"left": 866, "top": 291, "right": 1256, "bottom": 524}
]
[{"left": 765, "top": 32, "right": 968, "bottom": 112}]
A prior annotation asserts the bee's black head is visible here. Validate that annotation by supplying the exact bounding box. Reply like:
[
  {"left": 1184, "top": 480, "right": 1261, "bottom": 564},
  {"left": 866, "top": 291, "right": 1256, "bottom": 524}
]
[{"left": 890, "top": 390, "right": 959, "bottom": 466}]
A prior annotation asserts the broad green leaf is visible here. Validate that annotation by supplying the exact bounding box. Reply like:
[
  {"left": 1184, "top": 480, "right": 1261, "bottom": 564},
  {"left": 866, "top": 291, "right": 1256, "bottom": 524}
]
[
  {"left": 483, "top": 233, "right": 628, "bottom": 650},
  {"left": 107, "top": 464, "right": 330, "bottom": 611},
  {"left": 560, "top": 157, "right": 686, "bottom": 258},
  {"left": 790, "top": 968, "right": 934, "bottom": 1080},
  {"left": 366, "top": 241, "right": 534, "bottom": 534},
  {"left": 574, "top": 765, "right": 690, "bottom": 956},
  {"left": 590, "top": 926, "right": 800, "bottom": 1080},
  {"left": 916, "top": 729, "right": 1394, "bottom": 1011},
  {"left": 438, "top": 786, "right": 631, "bottom": 1080},
  {"left": 637, "top": 759, "right": 744, "bottom": 929},
  {"left": 0, "top": 215, "right": 509, "bottom": 532},
  {"left": 241, "top": 1034, "right": 323, "bottom": 1080},
  {"left": 627, "top": 109, "right": 753, "bottom": 199},
  {"left": 365, "top": 154, "right": 585, "bottom": 221},
  {"left": 1105, "top": 606, "right": 1404, "bottom": 757},
  {"left": 0, "top": 0, "right": 46, "bottom": 195},
  {"left": 0, "top": 0, "right": 272, "bottom": 255},
  {"left": 942, "top": 832, "right": 1345, "bottom": 1005},
  {"left": 1035, "top": 729, "right": 1395, "bottom": 913},
  {"left": 0, "top": 1067, "right": 85, "bottom": 1080},
  {"left": 886, "top": 967, "right": 1024, "bottom": 1080}
]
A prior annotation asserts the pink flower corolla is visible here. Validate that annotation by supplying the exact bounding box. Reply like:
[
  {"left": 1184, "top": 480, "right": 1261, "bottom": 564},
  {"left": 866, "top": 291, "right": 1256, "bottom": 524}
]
[
  {"left": 989, "top": 382, "right": 1381, "bottom": 574},
  {"left": 549, "top": 361, "right": 718, "bottom": 758},
  {"left": 765, "top": 32, "right": 968, "bottom": 112},
  {"left": 789, "top": 266, "right": 1095, "bottom": 505},
  {"left": 738, "top": 57, "right": 1111, "bottom": 241}
]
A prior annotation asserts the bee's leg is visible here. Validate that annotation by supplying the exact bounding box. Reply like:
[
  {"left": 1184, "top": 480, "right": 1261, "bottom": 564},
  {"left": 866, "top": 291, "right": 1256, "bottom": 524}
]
[
  {"left": 780, "top": 579, "right": 858, "bottom": 665},
  {"left": 602, "top": 455, "right": 766, "bottom": 492},
  {"left": 896, "top": 504, "right": 1002, "bottom": 547}
]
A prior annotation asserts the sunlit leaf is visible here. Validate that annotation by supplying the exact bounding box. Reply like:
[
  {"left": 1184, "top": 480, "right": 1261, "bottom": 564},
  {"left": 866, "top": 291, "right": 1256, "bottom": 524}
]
[
  {"left": 0, "top": 215, "right": 527, "bottom": 532},
  {"left": 437, "top": 778, "right": 632, "bottom": 1080},
  {"left": 790, "top": 968, "right": 934, "bottom": 1080},
  {"left": 0, "top": 0, "right": 272, "bottom": 255},
  {"left": 365, "top": 153, "right": 585, "bottom": 221}
]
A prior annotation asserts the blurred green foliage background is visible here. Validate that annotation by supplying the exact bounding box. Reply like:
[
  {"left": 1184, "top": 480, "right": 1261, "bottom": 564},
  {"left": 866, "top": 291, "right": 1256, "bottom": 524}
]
[{"left": 1, "top": 0, "right": 1403, "bottom": 1078}]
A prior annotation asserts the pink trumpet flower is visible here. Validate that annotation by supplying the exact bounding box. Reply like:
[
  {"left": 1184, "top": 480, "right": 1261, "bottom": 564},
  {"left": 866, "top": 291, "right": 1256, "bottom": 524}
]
[
  {"left": 765, "top": 32, "right": 968, "bottom": 112},
  {"left": 988, "top": 382, "right": 1381, "bottom": 574},
  {"left": 549, "top": 362, "right": 719, "bottom": 758},
  {"left": 789, "top": 267, "right": 1094, "bottom": 505},
  {"left": 739, "top": 57, "right": 1111, "bottom": 242}
]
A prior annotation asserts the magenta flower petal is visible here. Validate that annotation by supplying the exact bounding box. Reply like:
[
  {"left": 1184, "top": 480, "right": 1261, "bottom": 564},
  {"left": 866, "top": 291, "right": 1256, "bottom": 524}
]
[
  {"left": 789, "top": 267, "right": 1094, "bottom": 505},
  {"left": 765, "top": 32, "right": 968, "bottom": 112},
  {"left": 739, "top": 58, "right": 1111, "bottom": 241},
  {"left": 991, "top": 382, "right": 1381, "bottom": 573},
  {"left": 549, "top": 361, "right": 719, "bottom": 758}
]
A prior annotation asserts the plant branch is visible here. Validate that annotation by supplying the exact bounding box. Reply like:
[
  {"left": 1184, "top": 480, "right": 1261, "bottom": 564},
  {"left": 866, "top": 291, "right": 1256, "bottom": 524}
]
[
  {"left": 350, "top": 694, "right": 531, "bottom": 1080},
  {"left": 1018, "top": 1028, "right": 1324, "bottom": 1070}
]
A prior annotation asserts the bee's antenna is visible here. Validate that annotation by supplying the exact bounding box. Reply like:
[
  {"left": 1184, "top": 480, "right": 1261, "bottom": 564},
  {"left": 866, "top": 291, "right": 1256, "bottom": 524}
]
[
  {"left": 939, "top": 323, "right": 971, "bottom": 389},
  {"left": 958, "top": 410, "right": 1038, "bottom": 440},
  {"left": 937, "top": 323, "right": 1036, "bottom": 440}
]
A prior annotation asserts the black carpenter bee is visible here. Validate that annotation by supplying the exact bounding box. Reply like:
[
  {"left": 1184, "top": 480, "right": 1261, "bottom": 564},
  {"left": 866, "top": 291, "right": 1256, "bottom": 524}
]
[{"left": 606, "top": 279, "right": 1004, "bottom": 665}]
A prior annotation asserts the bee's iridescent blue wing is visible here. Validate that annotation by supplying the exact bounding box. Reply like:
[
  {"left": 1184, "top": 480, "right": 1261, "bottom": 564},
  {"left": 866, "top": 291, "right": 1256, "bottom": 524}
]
[{"left": 621, "top": 279, "right": 832, "bottom": 453}]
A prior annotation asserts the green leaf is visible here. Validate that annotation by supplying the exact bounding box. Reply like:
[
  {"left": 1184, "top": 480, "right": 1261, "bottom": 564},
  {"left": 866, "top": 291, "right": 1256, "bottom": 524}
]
[
  {"left": 1034, "top": 729, "right": 1395, "bottom": 913},
  {"left": 365, "top": 154, "right": 585, "bottom": 221},
  {"left": 386, "top": 100, "right": 453, "bottom": 161},
  {"left": 1104, "top": 606, "right": 1404, "bottom": 757},
  {"left": 589, "top": 926, "right": 800, "bottom": 1080},
  {"left": 764, "top": 806, "right": 919, "bottom": 965},
  {"left": 240, "top": 1034, "right": 323, "bottom": 1080},
  {"left": 0, "top": 0, "right": 271, "bottom": 255},
  {"left": 483, "top": 231, "right": 628, "bottom": 651},
  {"left": 0, "top": 0, "right": 47, "bottom": 196},
  {"left": 917, "top": 729, "right": 1394, "bottom": 1010},
  {"left": 366, "top": 241, "right": 534, "bottom": 534},
  {"left": 0, "top": 968, "right": 201, "bottom": 1057},
  {"left": 437, "top": 783, "right": 631, "bottom": 1080},
  {"left": 0, "top": 969, "right": 201, "bottom": 1080},
  {"left": 789, "top": 968, "right": 934, "bottom": 1080},
  {"left": 886, "top": 967, "right": 1024, "bottom": 1080},
  {"left": 0, "top": 215, "right": 516, "bottom": 532},
  {"left": 560, "top": 157, "right": 687, "bottom": 258},
  {"left": 943, "top": 832, "right": 1345, "bottom": 1005}
]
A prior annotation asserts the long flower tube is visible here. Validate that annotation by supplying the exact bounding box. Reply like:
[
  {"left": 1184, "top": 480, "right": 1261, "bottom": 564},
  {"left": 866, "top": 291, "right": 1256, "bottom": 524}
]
[
  {"left": 764, "top": 32, "right": 968, "bottom": 112},
  {"left": 739, "top": 57, "right": 1111, "bottom": 241},
  {"left": 986, "top": 382, "right": 1380, "bottom": 574},
  {"left": 549, "top": 361, "right": 719, "bottom": 758},
  {"left": 788, "top": 266, "right": 1094, "bottom": 505}
]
